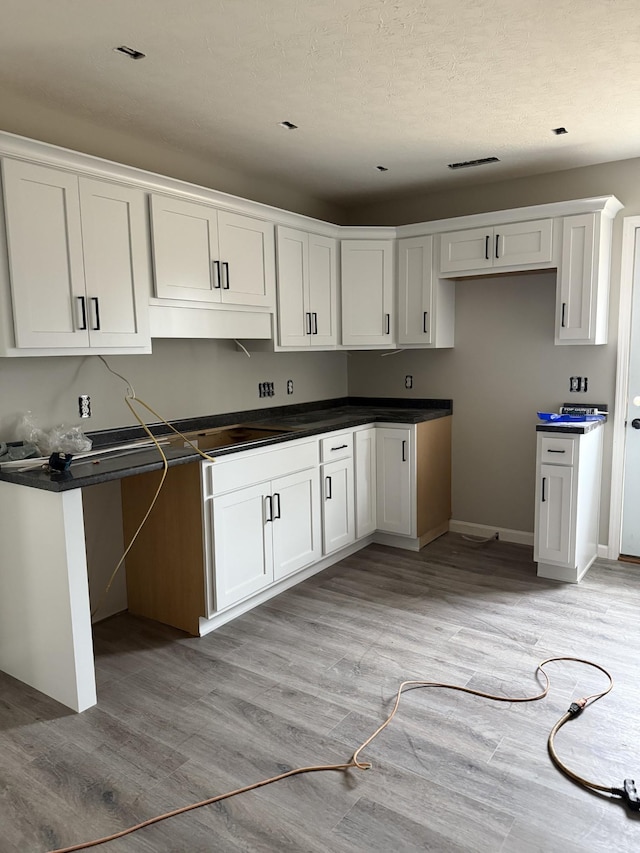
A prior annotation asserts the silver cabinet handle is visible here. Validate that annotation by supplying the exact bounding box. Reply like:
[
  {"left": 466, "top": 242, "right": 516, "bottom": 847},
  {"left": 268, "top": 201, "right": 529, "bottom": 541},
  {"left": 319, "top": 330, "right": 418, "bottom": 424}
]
[
  {"left": 325, "top": 476, "right": 332, "bottom": 499},
  {"left": 76, "top": 296, "right": 87, "bottom": 330},
  {"left": 90, "top": 297, "right": 100, "bottom": 331},
  {"left": 212, "top": 260, "right": 221, "bottom": 288}
]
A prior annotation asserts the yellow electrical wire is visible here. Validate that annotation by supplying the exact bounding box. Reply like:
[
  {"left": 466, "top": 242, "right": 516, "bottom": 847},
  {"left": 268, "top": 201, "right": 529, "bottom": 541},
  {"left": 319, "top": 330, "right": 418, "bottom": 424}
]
[{"left": 45, "top": 656, "right": 621, "bottom": 853}]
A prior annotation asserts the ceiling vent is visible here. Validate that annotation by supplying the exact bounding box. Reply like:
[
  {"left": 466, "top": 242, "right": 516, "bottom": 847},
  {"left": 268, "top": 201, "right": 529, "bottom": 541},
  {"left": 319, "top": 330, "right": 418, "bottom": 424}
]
[
  {"left": 114, "top": 45, "right": 146, "bottom": 60},
  {"left": 447, "top": 156, "right": 500, "bottom": 170}
]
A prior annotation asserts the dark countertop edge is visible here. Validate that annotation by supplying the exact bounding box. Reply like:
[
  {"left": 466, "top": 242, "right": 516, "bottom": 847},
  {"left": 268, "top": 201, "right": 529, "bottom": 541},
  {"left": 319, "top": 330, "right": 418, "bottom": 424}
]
[
  {"left": 86, "top": 397, "right": 453, "bottom": 448},
  {"left": 536, "top": 420, "right": 605, "bottom": 434},
  {"left": 0, "top": 401, "right": 452, "bottom": 493}
]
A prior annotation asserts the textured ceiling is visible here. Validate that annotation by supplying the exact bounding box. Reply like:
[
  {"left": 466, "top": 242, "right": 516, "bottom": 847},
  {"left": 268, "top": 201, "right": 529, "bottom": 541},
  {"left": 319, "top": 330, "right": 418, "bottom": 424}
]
[{"left": 1, "top": 0, "right": 639, "bottom": 205}]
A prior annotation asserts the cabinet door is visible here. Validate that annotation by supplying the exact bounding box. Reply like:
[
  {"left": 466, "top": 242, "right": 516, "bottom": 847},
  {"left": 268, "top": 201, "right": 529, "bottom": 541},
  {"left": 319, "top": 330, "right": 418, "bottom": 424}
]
[
  {"left": 535, "top": 464, "right": 574, "bottom": 566},
  {"left": 217, "top": 211, "right": 275, "bottom": 307},
  {"left": 355, "top": 428, "right": 377, "bottom": 538},
  {"left": 308, "top": 234, "right": 338, "bottom": 346},
  {"left": 79, "top": 179, "right": 150, "bottom": 348},
  {"left": 398, "top": 235, "right": 433, "bottom": 345},
  {"left": 1, "top": 158, "right": 89, "bottom": 348},
  {"left": 376, "top": 428, "right": 412, "bottom": 535},
  {"left": 149, "top": 194, "right": 221, "bottom": 302},
  {"left": 276, "top": 226, "right": 309, "bottom": 347},
  {"left": 557, "top": 213, "right": 596, "bottom": 343},
  {"left": 439, "top": 227, "right": 493, "bottom": 274},
  {"left": 493, "top": 219, "right": 553, "bottom": 268},
  {"left": 272, "top": 468, "right": 321, "bottom": 580},
  {"left": 322, "top": 458, "right": 355, "bottom": 555},
  {"left": 341, "top": 240, "right": 394, "bottom": 346},
  {"left": 212, "top": 483, "right": 273, "bottom": 610}
]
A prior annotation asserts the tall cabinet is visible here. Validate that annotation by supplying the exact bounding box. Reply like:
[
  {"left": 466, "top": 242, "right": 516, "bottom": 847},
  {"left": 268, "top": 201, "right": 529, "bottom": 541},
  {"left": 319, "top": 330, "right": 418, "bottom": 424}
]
[{"left": 341, "top": 239, "right": 395, "bottom": 347}]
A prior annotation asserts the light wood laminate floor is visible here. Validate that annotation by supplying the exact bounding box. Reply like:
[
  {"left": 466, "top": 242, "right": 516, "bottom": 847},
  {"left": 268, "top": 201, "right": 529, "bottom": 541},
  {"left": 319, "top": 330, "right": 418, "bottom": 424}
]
[{"left": 2, "top": 534, "right": 640, "bottom": 852}]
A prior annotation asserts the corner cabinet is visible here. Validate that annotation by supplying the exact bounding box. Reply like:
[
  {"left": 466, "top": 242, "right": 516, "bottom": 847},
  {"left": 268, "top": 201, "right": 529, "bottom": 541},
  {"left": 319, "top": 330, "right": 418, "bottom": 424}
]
[
  {"left": 275, "top": 226, "right": 338, "bottom": 349},
  {"left": 397, "top": 235, "right": 454, "bottom": 347},
  {"left": 341, "top": 239, "right": 395, "bottom": 347},
  {"left": 1, "top": 158, "right": 151, "bottom": 354},
  {"left": 534, "top": 427, "right": 604, "bottom": 582},
  {"left": 149, "top": 193, "right": 275, "bottom": 308}
]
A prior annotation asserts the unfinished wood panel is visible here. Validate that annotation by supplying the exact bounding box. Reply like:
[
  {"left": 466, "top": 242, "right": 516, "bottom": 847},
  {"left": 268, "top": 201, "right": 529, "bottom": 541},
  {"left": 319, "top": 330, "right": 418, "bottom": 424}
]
[
  {"left": 121, "top": 463, "right": 205, "bottom": 635},
  {"left": 416, "top": 416, "right": 452, "bottom": 544}
]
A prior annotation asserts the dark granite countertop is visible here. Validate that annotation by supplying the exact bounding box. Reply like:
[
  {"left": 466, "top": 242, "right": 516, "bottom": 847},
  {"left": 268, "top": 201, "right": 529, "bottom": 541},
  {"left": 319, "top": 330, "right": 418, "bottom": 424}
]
[
  {"left": 0, "top": 397, "right": 452, "bottom": 492},
  {"left": 535, "top": 419, "right": 605, "bottom": 435}
]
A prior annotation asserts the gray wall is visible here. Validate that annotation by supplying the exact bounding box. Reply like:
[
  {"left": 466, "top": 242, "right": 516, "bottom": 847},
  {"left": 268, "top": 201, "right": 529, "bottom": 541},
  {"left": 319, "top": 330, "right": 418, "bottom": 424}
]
[
  {"left": 0, "top": 340, "right": 348, "bottom": 440},
  {"left": 345, "top": 158, "right": 640, "bottom": 544}
]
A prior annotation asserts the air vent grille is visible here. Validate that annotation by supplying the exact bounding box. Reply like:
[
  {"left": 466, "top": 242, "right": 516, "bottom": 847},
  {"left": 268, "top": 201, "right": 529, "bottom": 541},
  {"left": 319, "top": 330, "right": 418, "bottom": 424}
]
[{"left": 448, "top": 156, "right": 500, "bottom": 170}]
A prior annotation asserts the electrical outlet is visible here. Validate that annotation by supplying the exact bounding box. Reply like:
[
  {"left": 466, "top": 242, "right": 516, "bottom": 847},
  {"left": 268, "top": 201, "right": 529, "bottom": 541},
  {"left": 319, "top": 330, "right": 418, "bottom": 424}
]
[
  {"left": 78, "top": 395, "right": 91, "bottom": 418},
  {"left": 259, "top": 381, "right": 275, "bottom": 398},
  {"left": 287, "top": 379, "right": 294, "bottom": 395},
  {"left": 569, "top": 376, "right": 588, "bottom": 392},
  {"left": 404, "top": 375, "right": 413, "bottom": 390}
]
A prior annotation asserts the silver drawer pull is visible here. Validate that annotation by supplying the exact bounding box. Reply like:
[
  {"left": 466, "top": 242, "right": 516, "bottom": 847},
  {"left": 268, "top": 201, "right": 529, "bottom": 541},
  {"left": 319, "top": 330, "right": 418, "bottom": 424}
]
[{"left": 331, "top": 444, "right": 348, "bottom": 451}]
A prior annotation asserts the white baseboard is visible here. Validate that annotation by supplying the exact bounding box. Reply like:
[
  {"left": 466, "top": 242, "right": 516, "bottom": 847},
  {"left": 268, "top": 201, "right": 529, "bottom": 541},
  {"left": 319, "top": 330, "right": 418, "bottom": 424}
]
[{"left": 448, "top": 520, "right": 534, "bottom": 547}]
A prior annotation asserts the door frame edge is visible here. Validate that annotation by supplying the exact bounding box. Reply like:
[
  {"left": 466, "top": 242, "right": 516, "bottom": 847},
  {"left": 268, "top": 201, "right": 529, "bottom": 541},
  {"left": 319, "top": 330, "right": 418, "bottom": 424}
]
[{"left": 608, "top": 215, "right": 640, "bottom": 559}]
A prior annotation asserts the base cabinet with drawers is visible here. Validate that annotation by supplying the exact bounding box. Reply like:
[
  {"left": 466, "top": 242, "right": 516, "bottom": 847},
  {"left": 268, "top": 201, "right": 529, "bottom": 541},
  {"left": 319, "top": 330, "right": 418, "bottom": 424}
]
[
  {"left": 121, "top": 416, "right": 452, "bottom": 636},
  {"left": 534, "top": 426, "right": 604, "bottom": 582}
]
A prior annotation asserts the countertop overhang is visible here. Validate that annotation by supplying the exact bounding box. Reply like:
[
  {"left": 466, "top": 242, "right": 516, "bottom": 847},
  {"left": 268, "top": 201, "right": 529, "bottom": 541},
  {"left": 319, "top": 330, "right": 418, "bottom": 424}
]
[{"left": 0, "top": 397, "right": 452, "bottom": 492}]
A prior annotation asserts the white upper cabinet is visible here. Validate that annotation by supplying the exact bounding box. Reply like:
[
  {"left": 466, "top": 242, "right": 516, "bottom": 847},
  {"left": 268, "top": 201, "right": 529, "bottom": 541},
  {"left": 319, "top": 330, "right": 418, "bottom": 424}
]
[
  {"left": 439, "top": 219, "right": 553, "bottom": 275},
  {"left": 276, "top": 226, "right": 337, "bottom": 349},
  {"left": 1, "top": 158, "right": 150, "bottom": 352},
  {"left": 150, "top": 194, "right": 275, "bottom": 308},
  {"left": 341, "top": 239, "right": 394, "bottom": 347},
  {"left": 397, "top": 235, "right": 454, "bottom": 348},
  {"left": 556, "top": 212, "right": 611, "bottom": 345}
]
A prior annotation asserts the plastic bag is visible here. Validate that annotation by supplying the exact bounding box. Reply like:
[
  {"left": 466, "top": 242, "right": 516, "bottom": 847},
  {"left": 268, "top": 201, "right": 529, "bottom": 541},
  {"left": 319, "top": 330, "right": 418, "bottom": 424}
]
[{"left": 15, "top": 412, "right": 93, "bottom": 455}]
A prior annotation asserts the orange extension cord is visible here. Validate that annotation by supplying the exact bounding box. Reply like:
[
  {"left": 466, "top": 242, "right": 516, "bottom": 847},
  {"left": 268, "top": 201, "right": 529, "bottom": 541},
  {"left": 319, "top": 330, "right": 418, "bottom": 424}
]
[{"left": 45, "top": 656, "right": 618, "bottom": 853}]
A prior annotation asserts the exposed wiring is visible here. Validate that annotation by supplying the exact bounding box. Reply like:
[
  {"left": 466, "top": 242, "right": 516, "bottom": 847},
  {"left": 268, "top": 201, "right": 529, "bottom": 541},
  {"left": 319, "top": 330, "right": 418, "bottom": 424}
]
[
  {"left": 461, "top": 532, "right": 500, "bottom": 544},
  {"left": 91, "top": 357, "right": 221, "bottom": 619},
  {"left": 45, "top": 656, "right": 632, "bottom": 853},
  {"left": 234, "top": 339, "right": 251, "bottom": 358}
]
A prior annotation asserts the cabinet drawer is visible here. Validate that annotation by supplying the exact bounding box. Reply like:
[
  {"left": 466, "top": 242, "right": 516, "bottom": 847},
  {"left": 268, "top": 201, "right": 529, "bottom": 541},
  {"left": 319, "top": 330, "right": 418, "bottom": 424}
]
[
  {"left": 320, "top": 432, "right": 353, "bottom": 461},
  {"left": 205, "top": 439, "right": 318, "bottom": 495},
  {"left": 540, "top": 436, "right": 575, "bottom": 465}
]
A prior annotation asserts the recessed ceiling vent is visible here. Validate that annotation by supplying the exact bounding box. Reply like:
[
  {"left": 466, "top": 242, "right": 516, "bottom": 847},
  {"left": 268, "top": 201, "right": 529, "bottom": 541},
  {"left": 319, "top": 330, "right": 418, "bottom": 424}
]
[
  {"left": 114, "top": 45, "right": 146, "bottom": 60},
  {"left": 448, "top": 156, "right": 500, "bottom": 170}
]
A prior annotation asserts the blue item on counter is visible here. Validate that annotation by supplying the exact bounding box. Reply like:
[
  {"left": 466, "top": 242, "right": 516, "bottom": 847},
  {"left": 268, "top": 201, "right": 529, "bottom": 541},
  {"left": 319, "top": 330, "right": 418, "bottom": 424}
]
[{"left": 537, "top": 412, "right": 606, "bottom": 423}]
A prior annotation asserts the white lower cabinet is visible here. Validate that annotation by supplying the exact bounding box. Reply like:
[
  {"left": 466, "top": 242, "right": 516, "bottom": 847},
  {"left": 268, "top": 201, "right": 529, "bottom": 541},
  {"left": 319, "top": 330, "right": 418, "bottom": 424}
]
[
  {"left": 321, "top": 457, "right": 355, "bottom": 554},
  {"left": 355, "top": 427, "right": 377, "bottom": 537},
  {"left": 212, "top": 482, "right": 274, "bottom": 610},
  {"left": 211, "top": 465, "right": 321, "bottom": 611},
  {"left": 534, "top": 428, "right": 604, "bottom": 582},
  {"left": 376, "top": 427, "right": 413, "bottom": 536}
]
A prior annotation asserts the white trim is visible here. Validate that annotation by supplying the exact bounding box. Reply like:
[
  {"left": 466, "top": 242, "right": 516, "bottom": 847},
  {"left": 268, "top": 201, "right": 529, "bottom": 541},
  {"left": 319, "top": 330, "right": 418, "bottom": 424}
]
[
  {"left": 608, "top": 216, "right": 640, "bottom": 559},
  {"left": 449, "top": 519, "right": 534, "bottom": 546},
  {"left": 597, "top": 544, "right": 610, "bottom": 559},
  {"left": 536, "top": 557, "right": 595, "bottom": 584},
  {"left": 397, "top": 196, "right": 624, "bottom": 238}
]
